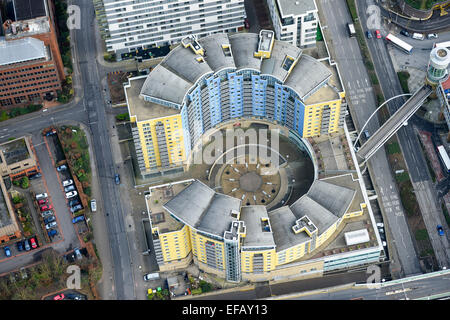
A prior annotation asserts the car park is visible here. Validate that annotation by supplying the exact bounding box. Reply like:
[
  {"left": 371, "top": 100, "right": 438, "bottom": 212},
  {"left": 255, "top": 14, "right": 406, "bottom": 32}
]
[
  {"left": 38, "top": 199, "right": 49, "bottom": 205},
  {"left": 56, "top": 165, "right": 67, "bottom": 171},
  {"left": 44, "top": 216, "right": 56, "bottom": 224},
  {"left": 16, "top": 241, "right": 24, "bottom": 252},
  {"left": 29, "top": 237, "right": 38, "bottom": 249},
  {"left": 366, "top": 30, "right": 372, "bottom": 39},
  {"left": 375, "top": 30, "right": 381, "bottom": 39},
  {"left": 437, "top": 225, "right": 444, "bottom": 236},
  {"left": 40, "top": 204, "right": 53, "bottom": 211},
  {"left": 24, "top": 240, "right": 31, "bottom": 251},
  {"left": 72, "top": 215, "right": 85, "bottom": 224},
  {"left": 115, "top": 174, "right": 120, "bottom": 185},
  {"left": 66, "top": 191, "right": 78, "bottom": 199},
  {"left": 35, "top": 193, "right": 48, "bottom": 200},
  {"left": 53, "top": 294, "right": 65, "bottom": 300},
  {"left": 41, "top": 210, "right": 53, "bottom": 218},
  {"left": 71, "top": 204, "right": 83, "bottom": 213},
  {"left": 29, "top": 173, "right": 42, "bottom": 180},
  {"left": 48, "top": 229, "right": 58, "bottom": 237},
  {"left": 64, "top": 185, "right": 76, "bottom": 192},
  {"left": 45, "top": 221, "right": 57, "bottom": 230},
  {"left": 62, "top": 179, "right": 73, "bottom": 187}
]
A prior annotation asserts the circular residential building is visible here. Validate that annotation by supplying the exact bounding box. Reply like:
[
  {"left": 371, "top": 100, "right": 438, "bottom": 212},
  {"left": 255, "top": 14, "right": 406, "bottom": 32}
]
[{"left": 128, "top": 31, "right": 381, "bottom": 283}]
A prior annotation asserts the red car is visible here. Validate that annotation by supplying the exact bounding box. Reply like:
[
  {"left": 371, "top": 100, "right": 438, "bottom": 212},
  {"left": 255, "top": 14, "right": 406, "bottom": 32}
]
[
  {"left": 375, "top": 30, "right": 381, "bottom": 39},
  {"left": 53, "top": 294, "right": 65, "bottom": 300},
  {"left": 29, "top": 237, "right": 37, "bottom": 249},
  {"left": 40, "top": 204, "right": 53, "bottom": 211},
  {"left": 244, "top": 18, "right": 250, "bottom": 29},
  {"left": 38, "top": 199, "right": 48, "bottom": 205}
]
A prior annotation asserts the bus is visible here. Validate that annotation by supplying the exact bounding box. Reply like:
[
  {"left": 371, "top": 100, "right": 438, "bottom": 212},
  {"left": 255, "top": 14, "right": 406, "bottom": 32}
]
[
  {"left": 437, "top": 145, "right": 450, "bottom": 173},
  {"left": 434, "top": 41, "right": 450, "bottom": 49},
  {"left": 347, "top": 23, "right": 356, "bottom": 37},
  {"left": 385, "top": 33, "right": 413, "bottom": 54}
]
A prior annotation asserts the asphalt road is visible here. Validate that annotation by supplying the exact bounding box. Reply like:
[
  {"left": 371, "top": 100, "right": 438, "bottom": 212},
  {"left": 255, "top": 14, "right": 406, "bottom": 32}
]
[
  {"left": 319, "top": 0, "right": 421, "bottom": 277},
  {"left": 358, "top": 0, "right": 449, "bottom": 269}
]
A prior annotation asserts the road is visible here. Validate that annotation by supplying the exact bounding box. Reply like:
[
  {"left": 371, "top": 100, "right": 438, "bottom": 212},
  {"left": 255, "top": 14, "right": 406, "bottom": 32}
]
[
  {"left": 319, "top": 0, "right": 421, "bottom": 277},
  {"left": 357, "top": 0, "right": 450, "bottom": 269},
  {"left": 272, "top": 270, "right": 450, "bottom": 300}
]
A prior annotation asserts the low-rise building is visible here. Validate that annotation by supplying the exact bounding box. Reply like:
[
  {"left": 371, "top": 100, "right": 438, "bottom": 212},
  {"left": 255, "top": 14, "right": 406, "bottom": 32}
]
[
  {"left": 0, "top": 136, "right": 38, "bottom": 180},
  {"left": 0, "top": 177, "right": 21, "bottom": 244}
]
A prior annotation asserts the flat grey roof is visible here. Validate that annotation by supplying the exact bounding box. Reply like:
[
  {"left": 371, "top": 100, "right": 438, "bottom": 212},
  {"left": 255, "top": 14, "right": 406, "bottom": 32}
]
[
  {"left": 163, "top": 180, "right": 215, "bottom": 229},
  {"left": 284, "top": 54, "right": 332, "bottom": 100},
  {"left": 240, "top": 206, "right": 275, "bottom": 248},
  {"left": 140, "top": 64, "right": 193, "bottom": 106},
  {"left": 290, "top": 195, "right": 338, "bottom": 235},
  {"left": 0, "top": 37, "right": 46, "bottom": 67},
  {"left": 162, "top": 43, "right": 213, "bottom": 85},
  {"left": 261, "top": 40, "right": 302, "bottom": 82},
  {"left": 277, "top": 0, "right": 317, "bottom": 17},
  {"left": 229, "top": 33, "right": 261, "bottom": 71},
  {"left": 268, "top": 206, "right": 311, "bottom": 252},
  {"left": 199, "top": 33, "right": 235, "bottom": 72},
  {"left": 197, "top": 193, "right": 241, "bottom": 237},
  {"left": 307, "top": 180, "right": 355, "bottom": 219},
  {"left": 126, "top": 76, "right": 179, "bottom": 122}
]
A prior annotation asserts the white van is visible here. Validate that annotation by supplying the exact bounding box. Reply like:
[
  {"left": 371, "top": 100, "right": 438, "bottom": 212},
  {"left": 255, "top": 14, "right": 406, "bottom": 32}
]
[{"left": 412, "top": 33, "right": 424, "bottom": 40}]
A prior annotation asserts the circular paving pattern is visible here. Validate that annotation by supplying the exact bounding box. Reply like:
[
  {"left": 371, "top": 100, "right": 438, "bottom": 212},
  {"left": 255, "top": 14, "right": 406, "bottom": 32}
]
[{"left": 239, "top": 171, "right": 263, "bottom": 192}]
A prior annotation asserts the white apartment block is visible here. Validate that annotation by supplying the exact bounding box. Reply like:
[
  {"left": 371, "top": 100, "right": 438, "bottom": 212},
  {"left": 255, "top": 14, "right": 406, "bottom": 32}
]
[
  {"left": 97, "top": 0, "right": 246, "bottom": 55},
  {"left": 266, "top": 0, "right": 318, "bottom": 48}
]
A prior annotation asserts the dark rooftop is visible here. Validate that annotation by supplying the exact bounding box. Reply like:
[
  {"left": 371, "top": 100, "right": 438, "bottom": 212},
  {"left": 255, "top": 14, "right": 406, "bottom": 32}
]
[{"left": 13, "top": 0, "right": 46, "bottom": 21}]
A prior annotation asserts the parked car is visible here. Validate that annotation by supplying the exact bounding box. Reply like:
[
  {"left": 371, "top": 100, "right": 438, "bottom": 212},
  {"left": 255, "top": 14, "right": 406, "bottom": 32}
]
[
  {"left": 35, "top": 193, "right": 48, "bottom": 200},
  {"left": 244, "top": 18, "right": 250, "bottom": 29},
  {"left": 90, "top": 199, "right": 97, "bottom": 212},
  {"left": 56, "top": 165, "right": 67, "bottom": 171},
  {"left": 45, "top": 129, "right": 57, "bottom": 136},
  {"left": 71, "top": 204, "right": 83, "bottom": 213},
  {"left": 115, "top": 173, "right": 120, "bottom": 185},
  {"left": 65, "top": 293, "right": 86, "bottom": 300},
  {"left": 437, "top": 225, "right": 444, "bottom": 236},
  {"left": 62, "top": 179, "right": 73, "bottom": 187},
  {"left": 40, "top": 204, "right": 53, "bottom": 211},
  {"left": 30, "top": 237, "right": 38, "bottom": 249},
  {"left": 45, "top": 221, "right": 57, "bottom": 230},
  {"left": 382, "top": 241, "right": 387, "bottom": 247},
  {"left": 64, "top": 185, "right": 76, "bottom": 192},
  {"left": 69, "top": 199, "right": 80, "bottom": 207},
  {"left": 74, "top": 247, "right": 82, "bottom": 260},
  {"left": 41, "top": 210, "right": 53, "bottom": 218},
  {"left": 48, "top": 229, "right": 58, "bottom": 237},
  {"left": 427, "top": 33, "right": 438, "bottom": 39},
  {"left": 66, "top": 191, "right": 77, "bottom": 199},
  {"left": 366, "top": 30, "right": 373, "bottom": 39},
  {"left": 24, "top": 239, "right": 31, "bottom": 251},
  {"left": 376, "top": 223, "right": 384, "bottom": 228},
  {"left": 53, "top": 294, "right": 65, "bottom": 300},
  {"left": 38, "top": 198, "right": 49, "bottom": 205},
  {"left": 29, "top": 173, "right": 42, "bottom": 180},
  {"left": 16, "top": 241, "right": 24, "bottom": 252},
  {"left": 4, "top": 246, "right": 11, "bottom": 257},
  {"left": 400, "top": 29, "right": 410, "bottom": 37},
  {"left": 375, "top": 30, "right": 381, "bottom": 39},
  {"left": 72, "top": 215, "right": 85, "bottom": 224},
  {"left": 44, "top": 216, "right": 56, "bottom": 224}
]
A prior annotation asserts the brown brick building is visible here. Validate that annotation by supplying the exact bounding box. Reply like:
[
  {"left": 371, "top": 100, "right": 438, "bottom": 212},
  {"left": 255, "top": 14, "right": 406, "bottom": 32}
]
[{"left": 0, "top": 0, "right": 65, "bottom": 107}]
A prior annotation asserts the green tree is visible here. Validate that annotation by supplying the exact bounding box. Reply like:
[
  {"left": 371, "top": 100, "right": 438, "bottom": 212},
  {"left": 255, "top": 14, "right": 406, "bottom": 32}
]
[{"left": 20, "top": 177, "right": 29, "bottom": 189}]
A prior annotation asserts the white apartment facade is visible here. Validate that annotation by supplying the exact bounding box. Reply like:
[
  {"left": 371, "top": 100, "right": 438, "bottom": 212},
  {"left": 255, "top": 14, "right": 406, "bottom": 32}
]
[
  {"left": 97, "top": 0, "right": 246, "bottom": 55},
  {"left": 266, "top": 0, "right": 318, "bottom": 48}
]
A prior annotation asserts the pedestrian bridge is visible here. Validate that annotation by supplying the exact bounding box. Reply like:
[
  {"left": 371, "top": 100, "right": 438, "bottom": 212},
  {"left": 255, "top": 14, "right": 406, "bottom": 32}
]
[{"left": 356, "top": 84, "right": 433, "bottom": 162}]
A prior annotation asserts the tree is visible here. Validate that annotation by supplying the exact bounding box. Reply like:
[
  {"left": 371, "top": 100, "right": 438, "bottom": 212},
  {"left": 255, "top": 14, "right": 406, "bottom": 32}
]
[{"left": 20, "top": 177, "right": 29, "bottom": 189}]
